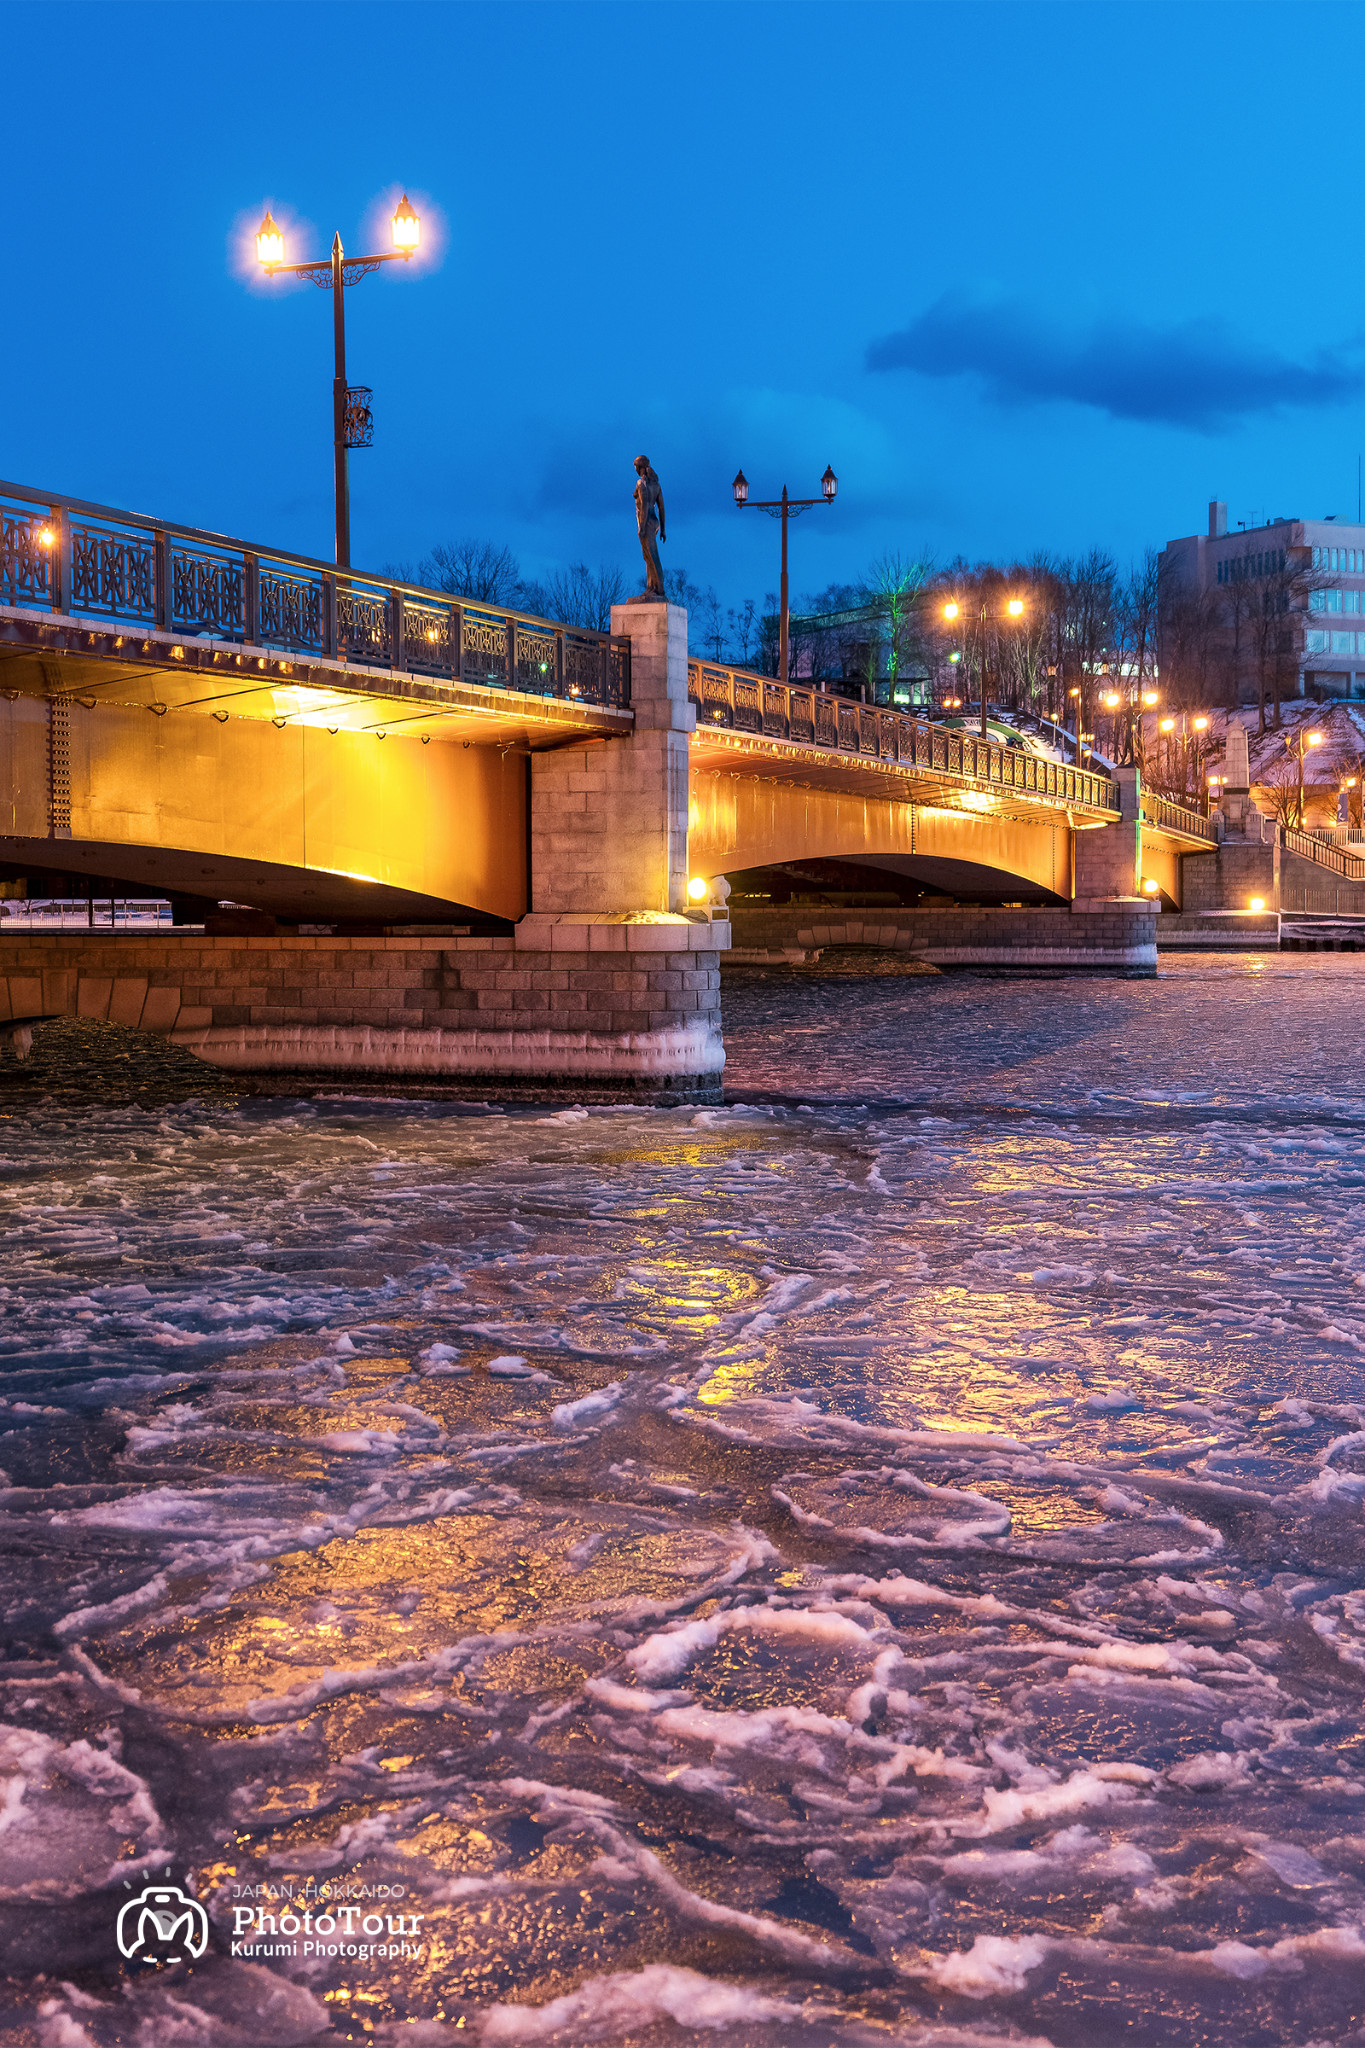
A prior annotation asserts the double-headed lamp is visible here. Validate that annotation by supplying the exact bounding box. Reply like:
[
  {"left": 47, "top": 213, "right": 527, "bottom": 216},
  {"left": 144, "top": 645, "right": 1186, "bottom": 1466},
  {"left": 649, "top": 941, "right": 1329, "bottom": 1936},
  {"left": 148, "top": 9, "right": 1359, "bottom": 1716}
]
[
  {"left": 255, "top": 208, "right": 285, "bottom": 267},
  {"left": 391, "top": 194, "right": 420, "bottom": 251},
  {"left": 732, "top": 470, "right": 748, "bottom": 507}
]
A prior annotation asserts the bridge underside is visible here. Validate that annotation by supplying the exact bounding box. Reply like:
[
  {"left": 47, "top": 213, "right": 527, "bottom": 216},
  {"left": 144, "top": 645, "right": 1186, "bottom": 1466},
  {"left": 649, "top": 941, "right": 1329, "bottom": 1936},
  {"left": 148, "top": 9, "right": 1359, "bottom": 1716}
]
[
  {"left": 687, "top": 764, "right": 1079, "bottom": 905},
  {"left": 0, "top": 623, "right": 631, "bottom": 923}
]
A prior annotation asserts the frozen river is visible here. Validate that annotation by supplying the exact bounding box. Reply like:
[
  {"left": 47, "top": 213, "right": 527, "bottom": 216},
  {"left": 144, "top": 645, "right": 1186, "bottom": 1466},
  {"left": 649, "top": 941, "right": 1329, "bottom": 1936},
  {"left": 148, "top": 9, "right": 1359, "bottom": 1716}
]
[{"left": 4, "top": 954, "right": 1365, "bottom": 2046}]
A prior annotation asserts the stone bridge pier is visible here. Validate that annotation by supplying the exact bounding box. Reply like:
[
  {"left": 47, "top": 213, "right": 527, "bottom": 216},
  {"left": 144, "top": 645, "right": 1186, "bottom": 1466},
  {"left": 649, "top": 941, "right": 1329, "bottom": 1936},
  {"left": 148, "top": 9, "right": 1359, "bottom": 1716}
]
[{"left": 1, "top": 598, "right": 730, "bottom": 1097}]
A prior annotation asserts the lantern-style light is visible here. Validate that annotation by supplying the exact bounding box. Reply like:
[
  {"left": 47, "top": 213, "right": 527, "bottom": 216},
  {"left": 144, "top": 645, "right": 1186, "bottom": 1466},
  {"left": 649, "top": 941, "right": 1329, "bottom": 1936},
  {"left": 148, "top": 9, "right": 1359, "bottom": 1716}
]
[
  {"left": 732, "top": 470, "right": 748, "bottom": 506},
  {"left": 1006, "top": 597, "right": 1024, "bottom": 617},
  {"left": 391, "top": 193, "right": 420, "bottom": 251},
  {"left": 943, "top": 601, "right": 960, "bottom": 621},
  {"left": 255, "top": 208, "right": 285, "bottom": 267},
  {"left": 36, "top": 522, "right": 56, "bottom": 549},
  {"left": 821, "top": 465, "right": 838, "bottom": 501}
]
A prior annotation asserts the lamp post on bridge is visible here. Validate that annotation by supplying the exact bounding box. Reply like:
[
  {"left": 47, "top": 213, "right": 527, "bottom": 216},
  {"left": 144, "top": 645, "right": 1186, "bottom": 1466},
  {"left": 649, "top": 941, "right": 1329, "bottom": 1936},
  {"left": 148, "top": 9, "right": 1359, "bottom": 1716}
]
[
  {"left": 253, "top": 195, "right": 424, "bottom": 569},
  {"left": 731, "top": 467, "right": 837, "bottom": 683}
]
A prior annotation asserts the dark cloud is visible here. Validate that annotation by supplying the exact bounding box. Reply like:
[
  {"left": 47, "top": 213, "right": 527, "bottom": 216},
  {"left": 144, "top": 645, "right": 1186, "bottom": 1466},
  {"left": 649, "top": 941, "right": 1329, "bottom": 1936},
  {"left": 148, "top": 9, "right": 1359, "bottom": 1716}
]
[{"left": 866, "top": 297, "right": 1365, "bottom": 431}]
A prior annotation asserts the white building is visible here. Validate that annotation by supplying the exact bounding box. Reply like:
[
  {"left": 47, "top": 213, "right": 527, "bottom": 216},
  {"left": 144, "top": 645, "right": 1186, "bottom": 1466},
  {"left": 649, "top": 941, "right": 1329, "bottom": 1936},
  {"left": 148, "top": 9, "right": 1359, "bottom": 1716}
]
[{"left": 1159, "top": 500, "right": 1365, "bottom": 701}]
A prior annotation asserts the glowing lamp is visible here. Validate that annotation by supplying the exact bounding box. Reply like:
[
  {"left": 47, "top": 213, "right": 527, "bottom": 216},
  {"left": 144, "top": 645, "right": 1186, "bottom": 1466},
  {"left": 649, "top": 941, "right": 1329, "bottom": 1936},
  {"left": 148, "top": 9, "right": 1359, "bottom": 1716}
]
[
  {"left": 1160, "top": 716, "right": 1175, "bottom": 732},
  {"left": 821, "top": 465, "right": 838, "bottom": 501},
  {"left": 1346, "top": 776, "right": 1359, "bottom": 789},
  {"left": 949, "top": 650, "right": 961, "bottom": 663},
  {"left": 1307, "top": 730, "right": 1324, "bottom": 747},
  {"left": 36, "top": 523, "right": 56, "bottom": 549},
  {"left": 1193, "top": 715, "right": 1209, "bottom": 731},
  {"left": 943, "top": 601, "right": 960, "bottom": 621},
  {"left": 255, "top": 208, "right": 285, "bottom": 267},
  {"left": 687, "top": 876, "right": 709, "bottom": 903},
  {"left": 1142, "top": 878, "right": 1160, "bottom": 894},
  {"left": 1006, "top": 598, "right": 1024, "bottom": 617},
  {"left": 1142, "top": 691, "right": 1159, "bottom": 706},
  {"left": 1103, "top": 691, "right": 1121, "bottom": 709},
  {"left": 731, "top": 470, "right": 748, "bottom": 506},
  {"left": 391, "top": 193, "right": 420, "bottom": 251},
  {"left": 1249, "top": 896, "right": 1266, "bottom": 911}
]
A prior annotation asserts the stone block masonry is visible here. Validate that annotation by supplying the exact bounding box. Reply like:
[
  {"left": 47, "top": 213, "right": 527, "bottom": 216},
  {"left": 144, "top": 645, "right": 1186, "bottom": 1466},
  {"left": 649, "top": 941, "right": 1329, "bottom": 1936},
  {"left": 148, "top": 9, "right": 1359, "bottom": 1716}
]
[
  {"left": 0, "top": 913, "right": 730, "bottom": 1086},
  {"left": 728, "top": 905, "right": 1157, "bottom": 974}
]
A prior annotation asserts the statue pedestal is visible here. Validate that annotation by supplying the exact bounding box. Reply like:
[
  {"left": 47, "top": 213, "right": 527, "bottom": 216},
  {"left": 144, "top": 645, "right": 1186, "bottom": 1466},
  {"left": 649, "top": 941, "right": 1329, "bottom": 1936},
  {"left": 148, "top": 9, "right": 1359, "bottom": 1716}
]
[{"left": 529, "top": 600, "right": 694, "bottom": 915}]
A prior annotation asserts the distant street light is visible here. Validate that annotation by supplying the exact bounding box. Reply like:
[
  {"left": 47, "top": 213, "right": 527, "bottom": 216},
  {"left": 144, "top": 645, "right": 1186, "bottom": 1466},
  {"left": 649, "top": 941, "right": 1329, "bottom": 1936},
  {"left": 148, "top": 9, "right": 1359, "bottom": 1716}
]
[
  {"left": 941, "top": 592, "right": 1026, "bottom": 741},
  {"left": 1287, "top": 726, "right": 1324, "bottom": 828},
  {"left": 253, "top": 194, "right": 425, "bottom": 568},
  {"left": 732, "top": 467, "right": 837, "bottom": 683}
]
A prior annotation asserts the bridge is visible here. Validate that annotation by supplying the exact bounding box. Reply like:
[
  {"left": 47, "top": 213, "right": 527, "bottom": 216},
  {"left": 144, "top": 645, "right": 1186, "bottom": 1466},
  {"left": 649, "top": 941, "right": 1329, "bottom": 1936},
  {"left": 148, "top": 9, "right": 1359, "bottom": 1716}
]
[{"left": 0, "top": 480, "right": 1220, "bottom": 1090}]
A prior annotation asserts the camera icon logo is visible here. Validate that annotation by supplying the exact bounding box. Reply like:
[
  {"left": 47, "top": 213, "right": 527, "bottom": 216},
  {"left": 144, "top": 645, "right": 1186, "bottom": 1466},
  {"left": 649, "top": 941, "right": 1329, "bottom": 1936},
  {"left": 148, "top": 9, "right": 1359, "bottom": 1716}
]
[{"left": 116, "top": 1883, "right": 209, "bottom": 1966}]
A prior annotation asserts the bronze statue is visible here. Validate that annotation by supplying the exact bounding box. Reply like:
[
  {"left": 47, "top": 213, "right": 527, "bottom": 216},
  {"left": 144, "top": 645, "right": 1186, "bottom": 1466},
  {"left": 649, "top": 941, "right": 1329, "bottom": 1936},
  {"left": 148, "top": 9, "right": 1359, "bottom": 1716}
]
[{"left": 633, "top": 456, "right": 666, "bottom": 598}]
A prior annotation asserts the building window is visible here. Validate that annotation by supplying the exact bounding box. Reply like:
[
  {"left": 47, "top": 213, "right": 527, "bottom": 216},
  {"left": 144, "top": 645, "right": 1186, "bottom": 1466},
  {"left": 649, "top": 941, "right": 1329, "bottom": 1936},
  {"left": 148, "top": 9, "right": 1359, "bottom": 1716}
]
[
  {"left": 1348, "top": 591, "right": 1361, "bottom": 614},
  {"left": 1307, "top": 629, "right": 1329, "bottom": 652},
  {"left": 1334, "top": 632, "right": 1355, "bottom": 653},
  {"left": 1311, "top": 589, "right": 1327, "bottom": 611},
  {"left": 1327, "top": 589, "right": 1343, "bottom": 613}
]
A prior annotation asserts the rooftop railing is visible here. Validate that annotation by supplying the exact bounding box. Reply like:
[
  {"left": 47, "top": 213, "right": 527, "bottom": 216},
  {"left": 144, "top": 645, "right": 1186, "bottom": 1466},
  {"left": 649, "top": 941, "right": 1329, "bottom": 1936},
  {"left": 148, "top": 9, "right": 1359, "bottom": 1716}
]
[
  {"left": 687, "top": 660, "right": 1120, "bottom": 813},
  {"left": 0, "top": 481, "right": 629, "bottom": 712}
]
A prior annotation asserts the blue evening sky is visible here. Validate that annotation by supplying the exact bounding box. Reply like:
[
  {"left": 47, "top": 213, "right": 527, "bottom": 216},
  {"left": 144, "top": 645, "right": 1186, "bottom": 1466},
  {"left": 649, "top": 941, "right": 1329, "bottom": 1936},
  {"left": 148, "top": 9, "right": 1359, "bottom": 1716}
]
[{"left": 5, "top": 0, "right": 1363, "bottom": 613}]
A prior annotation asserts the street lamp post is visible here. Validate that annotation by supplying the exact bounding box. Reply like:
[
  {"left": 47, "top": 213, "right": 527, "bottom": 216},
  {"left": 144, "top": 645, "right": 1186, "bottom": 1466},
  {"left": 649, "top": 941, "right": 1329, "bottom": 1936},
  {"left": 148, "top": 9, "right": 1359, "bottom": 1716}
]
[
  {"left": 254, "top": 194, "right": 423, "bottom": 568},
  {"left": 732, "top": 467, "right": 837, "bottom": 683},
  {"left": 942, "top": 593, "right": 1024, "bottom": 740},
  {"left": 1287, "top": 726, "right": 1324, "bottom": 828}
]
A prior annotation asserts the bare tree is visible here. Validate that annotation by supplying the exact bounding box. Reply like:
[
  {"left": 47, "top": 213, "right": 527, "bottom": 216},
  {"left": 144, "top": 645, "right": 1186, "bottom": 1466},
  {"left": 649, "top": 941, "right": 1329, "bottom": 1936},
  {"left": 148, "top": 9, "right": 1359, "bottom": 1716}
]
[
  {"left": 727, "top": 599, "right": 758, "bottom": 667},
  {"left": 527, "top": 562, "right": 625, "bottom": 632},
  {"left": 419, "top": 539, "right": 527, "bottom": 606}
]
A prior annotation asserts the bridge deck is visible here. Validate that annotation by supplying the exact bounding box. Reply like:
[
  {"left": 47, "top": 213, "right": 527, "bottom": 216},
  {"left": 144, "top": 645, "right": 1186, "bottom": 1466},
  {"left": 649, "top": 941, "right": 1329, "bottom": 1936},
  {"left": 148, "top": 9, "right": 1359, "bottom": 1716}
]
[
  {"left": 688, "top": 661, "right": 1121, "bottom": 824},
  {"left": 0, "top": 481, "right": 630, "bottom": 749}
]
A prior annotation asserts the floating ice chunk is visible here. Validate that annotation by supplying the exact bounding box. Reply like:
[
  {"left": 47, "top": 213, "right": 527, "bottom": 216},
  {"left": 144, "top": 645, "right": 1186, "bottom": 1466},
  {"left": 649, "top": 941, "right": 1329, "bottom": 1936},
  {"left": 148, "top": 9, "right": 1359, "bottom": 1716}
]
[
  {"left": 1167, "top": 1750, "right": 1253, "bottom": 1792},
  {"left": 927, "top": 1932, "right": 1050, "bottom": 1997},
  {"left": 480, "top": 1964, "right": 804, "bottom": 2040},
  {"left": 0, "top": 1725, "right": 166, "bottom": 1899},
  {"left": 417, "top": 1342, "right": 468, "bottom": 1377},
  {"left": 488, "top": 1356, "right": 532, "bottom": 1377},
  {"left": 1085, "top": 1383, "right": 1141, "bottom": 1413},
  {"left": 1207, "top": 1940, "right": 1271, "bottom": 1979},
  {"left": 332, "top": 1335, "right": 356, "bottom": 1356},
  {"left": 552, "top": 1382, "right": 623, "bottom": 1432},
  {"left": 1252, "top": 1841, "right": 1328, "bottom": 1888}
]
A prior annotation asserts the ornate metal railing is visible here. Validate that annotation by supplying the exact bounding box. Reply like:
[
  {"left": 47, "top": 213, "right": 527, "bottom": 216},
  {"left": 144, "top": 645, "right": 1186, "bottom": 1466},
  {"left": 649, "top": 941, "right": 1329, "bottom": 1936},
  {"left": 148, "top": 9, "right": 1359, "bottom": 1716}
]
[
  {"left": 687, "top": 661, "right": 1120, "bottom": 813},
  {"left": 1283, "top": 826, "right": 1365, "bottom": 879},
  {"left": 1141, "top": 792, "right": 1216, "bottom": 843},
  {"left": 0, "top": 481, "right": 630, "bottom": 712}
]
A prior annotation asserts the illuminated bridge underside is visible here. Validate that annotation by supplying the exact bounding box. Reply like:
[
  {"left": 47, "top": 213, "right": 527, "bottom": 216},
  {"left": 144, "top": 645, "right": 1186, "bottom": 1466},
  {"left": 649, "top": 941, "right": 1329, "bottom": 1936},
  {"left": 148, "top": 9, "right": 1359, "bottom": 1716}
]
[
  {"left": 0, "top": 614, "right": 630, "bottom": 920},
  {"left": 688, "top": 739, "right": 1089, "bottom": 903}
]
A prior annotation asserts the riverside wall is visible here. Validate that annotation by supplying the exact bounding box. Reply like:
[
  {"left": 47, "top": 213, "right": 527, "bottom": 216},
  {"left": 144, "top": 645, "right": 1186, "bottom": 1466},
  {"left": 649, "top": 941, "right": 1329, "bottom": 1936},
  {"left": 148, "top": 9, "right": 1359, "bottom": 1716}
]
[{"left": 728, "top": 904, "right": 1157, "bottom": 974}]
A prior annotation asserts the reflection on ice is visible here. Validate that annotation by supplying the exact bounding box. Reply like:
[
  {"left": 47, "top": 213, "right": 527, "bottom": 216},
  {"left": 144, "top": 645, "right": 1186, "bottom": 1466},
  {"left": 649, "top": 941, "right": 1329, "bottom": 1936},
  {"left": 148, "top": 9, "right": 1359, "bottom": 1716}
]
[{"left": 8, "top": 963, "right": 1365, "bottom": 2043}]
